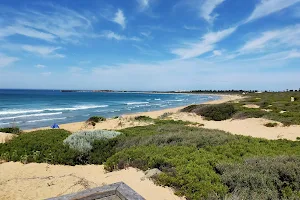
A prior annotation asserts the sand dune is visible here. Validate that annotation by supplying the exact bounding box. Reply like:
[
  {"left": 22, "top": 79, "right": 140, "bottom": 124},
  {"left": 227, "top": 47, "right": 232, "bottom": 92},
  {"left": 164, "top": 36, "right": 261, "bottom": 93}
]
[
  {"left": 0, "top": 162, "right": 183, "bottom": 200},
  {"left": 0, "top": 132, "right": 15, "bottom": 144}
]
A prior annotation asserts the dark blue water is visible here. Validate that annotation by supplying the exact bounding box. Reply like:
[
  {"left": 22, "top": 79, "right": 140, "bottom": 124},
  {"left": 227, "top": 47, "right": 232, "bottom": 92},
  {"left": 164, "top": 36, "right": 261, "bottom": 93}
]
[{"left": 0, "top": 89, "right": 219, "bottom": 129}]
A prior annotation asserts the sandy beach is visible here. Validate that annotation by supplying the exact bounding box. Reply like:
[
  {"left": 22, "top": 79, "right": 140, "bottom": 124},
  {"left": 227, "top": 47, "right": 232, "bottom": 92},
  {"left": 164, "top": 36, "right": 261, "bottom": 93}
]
[
  {"left": 24, "top": 94, "right": 300, "bottom": 141},
  {"left": 1, "top": 94, "right": 300, "bottom": 200}
]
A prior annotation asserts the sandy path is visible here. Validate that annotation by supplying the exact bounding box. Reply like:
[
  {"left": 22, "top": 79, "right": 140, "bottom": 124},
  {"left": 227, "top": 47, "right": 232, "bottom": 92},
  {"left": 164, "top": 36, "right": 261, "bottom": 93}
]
[{"left": 0, "top": 162, "right": 183, "bottom": 200}]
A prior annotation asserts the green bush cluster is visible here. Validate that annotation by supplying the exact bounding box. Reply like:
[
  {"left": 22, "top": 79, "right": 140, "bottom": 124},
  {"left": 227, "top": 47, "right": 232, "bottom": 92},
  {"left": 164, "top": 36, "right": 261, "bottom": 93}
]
[
  {"left": 238, "top": 92, "right": 300, "bottom": 125},
  {"left": 86, "top": 116, "right": 106, "bottom": 123},
  {"left": 134, "top": 116, "right": 153, "bottom": 121},
  {"left": 1, "top": 120, "right": 300, "bottom": 199},
  {"left": 63, "top": 130, "right": 121, "bottom": 153},
  {"left": 0, "top": 127, "right": 21, "bottom": 134},
  {"left": 217, "top": 156, "right": 300, "bottom": 199},
  {"left": 0, "top": 129, "right": 81, "bottom": 165},
  {"left": 264, "top": 122, "right": 278, "bottom": 127},
  {"left": 182, "top": 104, "right": 236, "bottom": 121}
]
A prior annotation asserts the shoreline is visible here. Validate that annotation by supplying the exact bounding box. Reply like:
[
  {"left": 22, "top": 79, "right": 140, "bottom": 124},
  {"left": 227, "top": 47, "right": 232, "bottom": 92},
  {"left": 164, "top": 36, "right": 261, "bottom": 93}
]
[{"left": 25, "top": 94, "right": 240, "bottom": 133}]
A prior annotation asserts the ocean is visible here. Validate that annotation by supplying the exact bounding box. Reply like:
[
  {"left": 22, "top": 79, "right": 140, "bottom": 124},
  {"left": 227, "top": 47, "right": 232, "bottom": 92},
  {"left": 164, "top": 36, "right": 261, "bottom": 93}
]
[{"left": 0, "top": 89, "right": 220, "bottom": 129}]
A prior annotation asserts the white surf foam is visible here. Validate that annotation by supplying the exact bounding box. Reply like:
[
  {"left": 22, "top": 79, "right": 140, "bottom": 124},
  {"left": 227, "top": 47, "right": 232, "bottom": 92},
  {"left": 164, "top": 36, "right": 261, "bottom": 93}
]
[
  {"left": 0, "top": 112, "right": 63, "bottom": 120},
  {"left": 126, "top": 102, "right": 149, "bottom": 105},
  {"left": 27, "top": 117, "right": 67, "bottom": 123},
  {"left": 0, "top": 105, "right": 108, "bottom": 115}
]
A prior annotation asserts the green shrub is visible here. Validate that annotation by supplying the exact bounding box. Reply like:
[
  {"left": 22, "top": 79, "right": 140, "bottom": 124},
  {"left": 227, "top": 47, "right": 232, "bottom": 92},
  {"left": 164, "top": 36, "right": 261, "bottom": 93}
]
[
  {"left": 264, "top": 122, "right": 278, "bottom": 127},
  {"left": 0, "top": 129, "right": 82, "bottom": 165},
  {"left": 105, "top": 123, "right": 300, "bottom": 200},
  {"left": 195, "top": 104, "right": 236, "bottom": 121},
  {"left": 181, "top": 104, "right": 236, "bottom": 121},
  {"left": 181, "top": 104, "right": 199, "bottom": 112},
  {"left": 233, "top": 109, "right": 265, "bottom": 119},
  {"left": 87, "top": 116, "right": 106, "bottom": 123},
  {"left": 0, "top": 127, "right": 21, "bottom": 134},
  {"left": 63, "top": 130, "right": 121, "bottom": 153},
  {"left": 217, "top": 156, "right": 300, "bottom": 200},
  {"left": 134, "top": 116, "right": 153, "bottom": 121}
]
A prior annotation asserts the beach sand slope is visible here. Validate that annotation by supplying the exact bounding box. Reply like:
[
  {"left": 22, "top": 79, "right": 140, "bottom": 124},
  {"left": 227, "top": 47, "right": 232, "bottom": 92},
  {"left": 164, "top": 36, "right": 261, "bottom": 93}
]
[{"left": 0, "top": 162, "right": 184, "bottom": 200}]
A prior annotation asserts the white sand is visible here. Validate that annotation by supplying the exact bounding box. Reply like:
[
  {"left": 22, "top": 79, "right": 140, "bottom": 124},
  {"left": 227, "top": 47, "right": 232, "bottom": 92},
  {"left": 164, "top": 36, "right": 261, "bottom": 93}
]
[
  {"left": 0, "top": 132, "right": 15, "bottom": 143},
  {"left": 0, "top": 162, "right": 183, "bottom": 200}
]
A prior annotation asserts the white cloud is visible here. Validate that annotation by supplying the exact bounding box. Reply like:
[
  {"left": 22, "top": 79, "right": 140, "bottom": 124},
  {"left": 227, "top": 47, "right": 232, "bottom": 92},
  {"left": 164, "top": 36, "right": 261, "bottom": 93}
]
[
  {"left": 246, "top": 0, "right": 300, "bottom": 23},
  {"left": 97, "top": 31, "right": 141, "bottom": 41},
  {"left": 137, "top": 0, "right": 150, "bottom": 11},
  {"left": 183, "top": 25, "right": 202, "bottom": 30},
  {"left": 21, "top": 45, "right": 65, "bottom": 58},
  {"left": 35, "top": 64, "right": 46, "bottom": 68},
  {"left": 140, "top": 31, "right": 151, "bottom": 38},
  {"left": 0, "top": 4, "right": 94, "bottom": 44},
  {"left": 171, "top": 27, "right": 236, "bottom": 59},
  {"left": 212, "top": 50, "right": 223, "bottom": 56},
  {"left": 113, "top": 9, "right": 126, "bottom": 29},
  {"left": 200, "top": 0, "right": 226, "bottom": 23},
  {"left": 0, "top": 25, "right": 56, "bottom": 42},
  {"left": 0, "top": 53, "right": 19, "bottom": 68},
  {"left": 239, "top": 25, "right": 300, "bottom": 53}
]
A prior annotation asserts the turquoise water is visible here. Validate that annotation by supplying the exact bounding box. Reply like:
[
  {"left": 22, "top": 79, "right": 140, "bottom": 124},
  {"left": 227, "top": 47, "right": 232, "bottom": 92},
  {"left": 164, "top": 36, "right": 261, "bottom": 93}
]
[{"left": 0, "top": 89, "right": 219, "bottom": 129}]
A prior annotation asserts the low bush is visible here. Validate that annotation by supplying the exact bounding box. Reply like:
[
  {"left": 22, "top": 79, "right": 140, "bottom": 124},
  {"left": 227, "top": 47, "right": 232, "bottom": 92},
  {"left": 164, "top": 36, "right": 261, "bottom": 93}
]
[
  {"left": 0, "top": 129, "right": 82, "bottom": 165},
  {"left": 134, "top": 116, "right": 153, "bottom": 121},
  {"left": 233, "top": 109, "right": 265, "bottom": 119},
  {"left": 117, "top": 124, "right": 238, "bottom": 150},
  {"left": 216, "top": 156, "right": 300, "bottom": 199},
  {"left": 105, "top": 123, "right": 300, "bottom": 200},
  {"left": 196, "top": 104, "right": 236, "bottom": 121},
  {"left": 182, "top": 104, "right": 236, "bottom": 121},
  {"left": 63, "top": 130, "right": 121, "bottom": 153},
  {"left": 264, "top": 122, "right": 278, "bottom": 127},
  {"left": 87, "top": 116, "right": 106, "bottom": 123},
  {"left": 0, "top": 127, "right": 21, "bottom": 134}
]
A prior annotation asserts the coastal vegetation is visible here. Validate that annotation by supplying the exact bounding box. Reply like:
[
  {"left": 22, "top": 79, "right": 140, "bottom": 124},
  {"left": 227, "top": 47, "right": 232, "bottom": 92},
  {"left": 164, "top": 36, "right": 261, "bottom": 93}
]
[
  {"left": 1, "top": 119, "right": 300, "bottom": 199},
  {"left": 181, "top": 92, "right": 300, "bottom": 126},
  {"left": 86, "top": 116, "right": 106, "bottom": 123},
  {"left": 181, "top": 104, "right": 236, "bottom": 121},
  {"left": 0, "top": 127, "right": 21, "bottom": 134}
]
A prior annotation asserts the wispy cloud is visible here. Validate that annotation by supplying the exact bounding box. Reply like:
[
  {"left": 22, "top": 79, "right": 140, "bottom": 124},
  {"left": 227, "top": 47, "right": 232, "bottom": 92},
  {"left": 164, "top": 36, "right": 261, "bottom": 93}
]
[
  {"left": 21, "top": 45, "right": 65, "bottom": 58},
  {"left": 239, "top": 25, "right": 300, "bottom": 53},
  {"left": 97, "top": 31, "right": 141, "bottom": 41},
  {"left": 246, "top": 0, "right": 300, "bottom": 23},
  {"left": 0, "top": 53, "right": 19, "bottom": 68},
  {"left": 171, "top": 27, "right": 236, "bottom": 59},
  {"left": 183, "top": 25, "right": 202, "bottom": 30},
  {"left": 0, "top": 25, "right": 56, "bottom": 42},
  {"left": 113, "top": 9, "right": 126, "bottom": 29},
  {"left": 132, "top": 44, "right": 161, "bottom": 56},
  {"left": 200, "top": 0, "right": 226, "bottom": 23},
  {"left": 137, "top": 0, "right": 150, "bottom": 11},
  {"left": 35, "top": 64, "right": 46, "bottom": 68},
  {"left": 0, "top": 4, "right": 94, "bottom": 44}
]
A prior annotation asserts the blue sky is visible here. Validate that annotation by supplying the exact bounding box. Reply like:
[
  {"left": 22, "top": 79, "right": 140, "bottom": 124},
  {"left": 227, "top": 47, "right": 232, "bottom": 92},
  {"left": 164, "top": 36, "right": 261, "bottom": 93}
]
[{"left": 0, "top": 0, "right": 300, "bottom": 90}]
